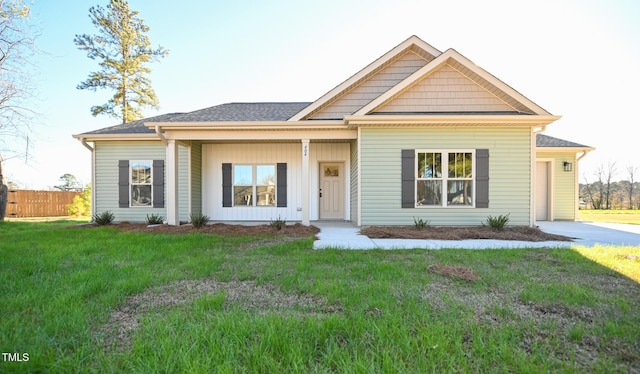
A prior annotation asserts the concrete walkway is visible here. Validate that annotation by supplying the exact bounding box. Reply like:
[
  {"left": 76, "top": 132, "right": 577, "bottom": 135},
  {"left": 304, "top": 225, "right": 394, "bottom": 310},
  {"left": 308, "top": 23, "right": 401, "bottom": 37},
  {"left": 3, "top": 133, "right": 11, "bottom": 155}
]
[{"left": 312, "top": 221, "right": 640, "bottom": 250}]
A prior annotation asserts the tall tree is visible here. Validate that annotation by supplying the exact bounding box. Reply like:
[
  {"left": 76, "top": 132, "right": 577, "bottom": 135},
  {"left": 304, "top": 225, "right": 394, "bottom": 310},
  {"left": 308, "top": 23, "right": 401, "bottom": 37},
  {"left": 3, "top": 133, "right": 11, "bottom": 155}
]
[
  {"left": 75, "top": 0, "right": 168, "bottom": 124},
  {"left": 1, "top": 0, "right": 35, "bottom": 221},
  {"left": 54, "top": 173, "right": 82, "bottom": 191}
]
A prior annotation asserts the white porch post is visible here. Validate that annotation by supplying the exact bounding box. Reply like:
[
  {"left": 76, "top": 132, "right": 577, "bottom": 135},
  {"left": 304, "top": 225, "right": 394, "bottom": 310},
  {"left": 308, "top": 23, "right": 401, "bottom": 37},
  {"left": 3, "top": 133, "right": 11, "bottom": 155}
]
[
  {"left": 301, "top": 139, "right": 310, "bottom": 225},
  {"left": 166, "top": 139, "right": 179, "bottom": 225}
]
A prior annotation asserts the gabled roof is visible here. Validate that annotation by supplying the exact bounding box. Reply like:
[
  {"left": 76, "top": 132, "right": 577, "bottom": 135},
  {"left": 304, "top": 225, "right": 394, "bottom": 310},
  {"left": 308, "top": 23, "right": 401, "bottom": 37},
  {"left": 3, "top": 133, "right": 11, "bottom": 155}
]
[
  {"left": 291, "top": 36, "right": 552, "bottom": 121},
  {"left": 355, "top": 48, "right": 551, "bottom": 116},
  {"left": 289, "top": 35, "right": 442, "bottom": 121}
]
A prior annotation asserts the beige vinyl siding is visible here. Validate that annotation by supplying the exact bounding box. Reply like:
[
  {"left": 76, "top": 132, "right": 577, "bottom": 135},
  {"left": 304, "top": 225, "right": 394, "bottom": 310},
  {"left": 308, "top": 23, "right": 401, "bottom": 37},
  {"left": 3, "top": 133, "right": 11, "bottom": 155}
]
[
  {"left": 360, "top": 127, "right": 532, "bottom": 226},
  {"left": 95, "top": 141, "right": 165, "bottom": 222},
  {"left": 376, "top": 64, "right": 516, "bottom": 113},
  {"left": 190, "top": 141, "right": 202, "bottom": 215},
  {"left": 350, "top": 139, "right": 359, "bottom": 225},
  {"left": 310, "top": 51, "right": 429, "bottom": 119},
  {"left": 538, "top": 152, "right": 577, "bottom": 220}
]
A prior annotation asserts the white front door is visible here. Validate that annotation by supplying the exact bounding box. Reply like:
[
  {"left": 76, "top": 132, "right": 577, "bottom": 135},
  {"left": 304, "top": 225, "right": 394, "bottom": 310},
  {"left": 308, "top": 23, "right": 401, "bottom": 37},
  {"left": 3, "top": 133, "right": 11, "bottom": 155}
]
[
  {"left": 319, "top": 163, "right": 344, "bottom": 219},
  {"left": 535, "top": 161, "right": 550, "bottom": 221}
]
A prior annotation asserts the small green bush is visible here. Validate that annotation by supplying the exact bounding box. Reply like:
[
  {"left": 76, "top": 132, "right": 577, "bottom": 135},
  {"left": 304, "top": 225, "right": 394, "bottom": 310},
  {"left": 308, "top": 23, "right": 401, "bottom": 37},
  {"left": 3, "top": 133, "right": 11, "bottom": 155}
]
[
  {"left": 413, "top": 217, "right": 430, "bottom": 230},
  {"left": 189, "top": 212, "right": 210, "bottom": 228},
  {"left": 92, "top": 210, "right": 114, "bottom": 225},
  {"left": 483, "top": 213, "right": 510, "bottom": 230},
  {"left": 146, "top": 213, "right": 165, "bottom": 225},
  {"left": 270, "top": 215, "right": 287, "bottom": 231}
]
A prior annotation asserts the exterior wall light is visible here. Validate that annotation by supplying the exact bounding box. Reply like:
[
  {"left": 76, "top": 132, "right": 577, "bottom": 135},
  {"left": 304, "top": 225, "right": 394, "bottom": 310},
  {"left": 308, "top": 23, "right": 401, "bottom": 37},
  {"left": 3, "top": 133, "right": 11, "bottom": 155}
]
[{"left": 563, "top": 161, "right": 573, "bottom": 172}]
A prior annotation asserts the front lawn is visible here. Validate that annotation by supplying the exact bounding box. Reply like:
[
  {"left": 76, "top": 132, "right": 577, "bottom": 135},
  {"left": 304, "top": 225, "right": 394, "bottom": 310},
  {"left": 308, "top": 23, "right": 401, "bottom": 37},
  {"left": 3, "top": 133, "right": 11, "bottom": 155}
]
[{"left": 1, "top": 221, "right": 639, "bottom": 372}]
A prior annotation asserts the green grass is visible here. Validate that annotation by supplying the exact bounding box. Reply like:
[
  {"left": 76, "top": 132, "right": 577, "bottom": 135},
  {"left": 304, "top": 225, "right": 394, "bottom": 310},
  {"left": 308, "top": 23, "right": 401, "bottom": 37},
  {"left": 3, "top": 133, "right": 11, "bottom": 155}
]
[
  {"left": 579, "top": 209, "right": 640, "bottom": 224},
  {"left": 1, "top": 220, "right": 639, "bottom": 372}
]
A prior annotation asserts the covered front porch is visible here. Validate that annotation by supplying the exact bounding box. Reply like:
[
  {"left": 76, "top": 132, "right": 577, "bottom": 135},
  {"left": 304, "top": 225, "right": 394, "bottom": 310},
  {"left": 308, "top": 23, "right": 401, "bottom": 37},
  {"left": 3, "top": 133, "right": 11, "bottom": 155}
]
[{"left": 158, "top": 126, "right": 357, "bottom": 226}]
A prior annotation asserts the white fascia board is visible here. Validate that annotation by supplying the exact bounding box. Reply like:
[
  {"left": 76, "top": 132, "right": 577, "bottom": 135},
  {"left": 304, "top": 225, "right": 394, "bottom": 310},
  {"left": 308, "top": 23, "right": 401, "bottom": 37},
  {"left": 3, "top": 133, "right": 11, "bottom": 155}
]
[
  {"left": 71, "top": 133, "right": 161, "bottom": 141},
  {"left": 145, "top": 120, "right": 346, "bottom": 131},
  {"left": 345, "top": 114, "right": 562, "bottom": 127}
]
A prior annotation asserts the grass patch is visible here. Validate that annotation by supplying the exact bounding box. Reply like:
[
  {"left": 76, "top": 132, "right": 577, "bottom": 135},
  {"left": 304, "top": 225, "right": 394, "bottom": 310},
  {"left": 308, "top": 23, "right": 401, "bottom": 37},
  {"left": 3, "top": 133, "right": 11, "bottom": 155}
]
[
  {"left": 579, "top": 210, "right": 640, "bottom": 225},
  {"left": 1, "top": 221, "right": 639, "bottom": 372}
]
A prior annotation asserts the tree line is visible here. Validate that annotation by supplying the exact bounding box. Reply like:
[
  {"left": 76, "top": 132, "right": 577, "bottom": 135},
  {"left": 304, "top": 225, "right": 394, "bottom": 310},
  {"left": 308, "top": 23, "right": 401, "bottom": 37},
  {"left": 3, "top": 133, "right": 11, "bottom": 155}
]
[{"left": 580, "top": 162, "right": 638, "bottom": 210}]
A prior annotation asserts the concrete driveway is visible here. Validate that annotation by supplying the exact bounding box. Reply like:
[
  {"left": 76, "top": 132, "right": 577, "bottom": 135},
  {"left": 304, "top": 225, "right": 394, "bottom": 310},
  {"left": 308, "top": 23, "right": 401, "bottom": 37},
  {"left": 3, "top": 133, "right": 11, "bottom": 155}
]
[
  {"left": 313, "top": 221, "right": 640, "bottom": 250},
  {"left": 536, "top": 221, "right": 640, "bottom": 247}
]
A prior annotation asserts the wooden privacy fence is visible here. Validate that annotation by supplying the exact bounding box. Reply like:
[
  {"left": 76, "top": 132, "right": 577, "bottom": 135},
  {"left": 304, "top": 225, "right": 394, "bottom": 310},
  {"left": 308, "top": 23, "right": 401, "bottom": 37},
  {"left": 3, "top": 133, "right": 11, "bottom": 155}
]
[{"left": 6, "top": 190, "right": 82, "bottom": 218}]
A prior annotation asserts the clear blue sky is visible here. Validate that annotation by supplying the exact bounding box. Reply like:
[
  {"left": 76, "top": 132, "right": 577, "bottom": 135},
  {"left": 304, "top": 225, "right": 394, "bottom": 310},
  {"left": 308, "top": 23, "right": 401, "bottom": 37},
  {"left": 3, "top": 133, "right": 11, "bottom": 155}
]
[{"left": 4, "top": 0, "right": 640, "bottom": 188}]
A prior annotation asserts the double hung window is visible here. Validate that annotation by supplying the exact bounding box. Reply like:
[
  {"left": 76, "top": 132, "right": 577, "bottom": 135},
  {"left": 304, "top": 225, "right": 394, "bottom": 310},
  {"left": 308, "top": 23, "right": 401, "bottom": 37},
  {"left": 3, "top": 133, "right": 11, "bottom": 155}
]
[
  {"left": 416, "top": 151, "right": 474, "bottom": 207},
  {"left": 233, "top": 165, "right": 276, "bottom": 206},
  {"left": 130, "top": 161, "right": 153, "bottom": 207}
]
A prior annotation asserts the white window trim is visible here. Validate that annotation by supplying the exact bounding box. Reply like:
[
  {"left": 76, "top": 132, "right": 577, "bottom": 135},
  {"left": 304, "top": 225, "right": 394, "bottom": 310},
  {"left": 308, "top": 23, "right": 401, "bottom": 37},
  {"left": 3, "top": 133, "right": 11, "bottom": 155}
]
[
  {"left": 232, "top": 164, "right": 276, "bottom": 207},
  {"left": 415, "top": 149, "right": 476, "bottom": 208},
  {"left": 129, "top": 160, "right": 153, "bottom": 208}
]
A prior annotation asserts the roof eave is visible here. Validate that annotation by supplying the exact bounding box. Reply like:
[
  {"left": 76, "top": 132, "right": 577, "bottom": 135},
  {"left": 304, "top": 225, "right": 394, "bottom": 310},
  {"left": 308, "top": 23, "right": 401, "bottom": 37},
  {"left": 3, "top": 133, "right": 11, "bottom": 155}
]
[
  {"left": 72, "top": 133, "right": 160, "bottom": 141},
  {"left": 537, "top": 146, "right": 596, "bottom": 153},
  {"left": 146, "top": 120, "right": 346, "bottom": 131},
  {"left": 344, "top": 114, "right": 561, "bottom": 127}
]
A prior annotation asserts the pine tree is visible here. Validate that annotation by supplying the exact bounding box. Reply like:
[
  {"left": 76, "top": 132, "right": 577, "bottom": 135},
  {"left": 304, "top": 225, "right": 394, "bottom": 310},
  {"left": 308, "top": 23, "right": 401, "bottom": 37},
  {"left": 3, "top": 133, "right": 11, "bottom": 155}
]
[{"left": 75, "top": 0, "right": 168, "bottom": 123}]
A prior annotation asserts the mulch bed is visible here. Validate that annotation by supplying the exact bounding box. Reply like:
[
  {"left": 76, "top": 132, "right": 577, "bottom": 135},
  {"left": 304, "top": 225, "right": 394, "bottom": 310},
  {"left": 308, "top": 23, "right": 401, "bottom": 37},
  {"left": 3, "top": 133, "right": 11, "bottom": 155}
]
[
  {"left": 82, "top": 222, "right": 320, "bottom": 238},
  {"left": 81, "top": 222, "right": 572, "bottom": 242},
  {"left": 360, "top": 225, "right": 573, "bottom": 242}
]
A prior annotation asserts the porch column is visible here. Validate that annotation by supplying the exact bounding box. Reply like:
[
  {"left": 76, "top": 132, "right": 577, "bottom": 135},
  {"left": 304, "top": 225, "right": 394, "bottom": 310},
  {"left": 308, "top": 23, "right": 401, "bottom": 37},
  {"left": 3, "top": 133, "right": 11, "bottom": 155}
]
[
  {"left": 301, "top": 139, "right": 310, "bottom": 225},
  {"left": 166, "top": 139, "right": 179, "bottom": 225}
]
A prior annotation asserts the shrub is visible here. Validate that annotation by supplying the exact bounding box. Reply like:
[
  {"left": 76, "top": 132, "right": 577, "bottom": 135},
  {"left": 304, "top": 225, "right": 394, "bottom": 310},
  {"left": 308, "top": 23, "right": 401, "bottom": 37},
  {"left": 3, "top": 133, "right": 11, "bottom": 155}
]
[
  {"left": 189, "top": 212, "right": 210, "bottom": 228},
  {"left": 483, "top": 213, "right": 510, "bottom": 230},
  {"left": 92, "top": 210, "right": 114, "bottom": 225},
  {"left": 146, "top": 213, "right": 165, "bottom": 225},
  {"left": 67, "top": 185, "right": 91, "bottom": 216},
  {"left": 413, "top": 217, "right": 430, "bottom": 230},
  {"left": 270, "top": 215, "right": 287, "bottom": 231}
]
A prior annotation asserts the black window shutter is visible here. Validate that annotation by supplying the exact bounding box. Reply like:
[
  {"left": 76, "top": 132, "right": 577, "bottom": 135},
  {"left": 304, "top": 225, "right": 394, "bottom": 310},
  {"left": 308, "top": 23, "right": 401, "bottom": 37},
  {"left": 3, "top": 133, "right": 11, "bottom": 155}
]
[
  {"left": 152, "top": 160, "right": 164, "bottom": 208},
  {"left": 222, "top": 163, "right": 232, "bottom": 207},
  {"left": 118, "top": 160, "right": 129, "bottom": 208},
  {"left": 401, "top": 150, "right": 415, "bottom": 208},
  {"left": 277, "top": 163, "right": 287, "bottom": 207},
  {"left": 475, "top": 149, "right": 489, "bottom": 208}
]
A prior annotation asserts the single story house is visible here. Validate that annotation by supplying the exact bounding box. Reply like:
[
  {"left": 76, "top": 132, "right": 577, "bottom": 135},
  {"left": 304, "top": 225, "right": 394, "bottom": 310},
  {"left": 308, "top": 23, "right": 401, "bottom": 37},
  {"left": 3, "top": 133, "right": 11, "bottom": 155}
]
[{"left": 74, "top": 35, "right": 594, "bottom": 226}]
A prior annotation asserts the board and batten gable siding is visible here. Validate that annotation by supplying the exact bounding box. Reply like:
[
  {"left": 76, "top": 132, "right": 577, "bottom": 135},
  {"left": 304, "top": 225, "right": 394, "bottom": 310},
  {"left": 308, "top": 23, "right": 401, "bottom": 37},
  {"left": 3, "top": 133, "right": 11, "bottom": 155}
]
[
  {"left": 359, "top": 127, "right": 532, "bottom": 226},
  {"left": 376, "top": 64, "right": 516, "bottom": 113},
  {"left": 310, "top": 51, "right": 429, "bottom": 119},
  {"left": 94, "top": 141, "right": 190, "bottom": 222},
  {"left": 537, "top": 152, "right": 577, "bottom": 220}
]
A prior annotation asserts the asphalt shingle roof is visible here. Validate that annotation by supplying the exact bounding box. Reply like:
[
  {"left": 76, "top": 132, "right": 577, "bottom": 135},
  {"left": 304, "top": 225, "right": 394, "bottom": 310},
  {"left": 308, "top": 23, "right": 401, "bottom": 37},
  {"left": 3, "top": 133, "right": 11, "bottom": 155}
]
[
  {"left": 536, "top": 134, "right": 591, "bottom": 148},
  {"left": 81, "top": 112, "right": 184, "bottom": 135},
  {"left": 164, "top": 102, "right": 311, "bottom": 122},
  {"left": 79, "top": 103, "right": 312, "bottom": 135}
]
